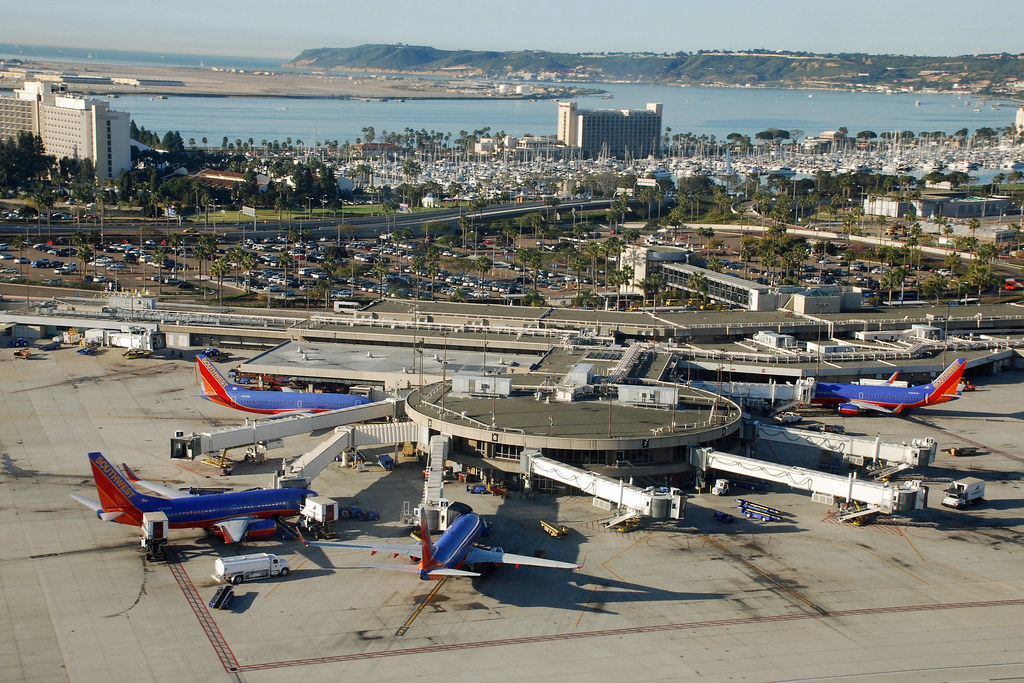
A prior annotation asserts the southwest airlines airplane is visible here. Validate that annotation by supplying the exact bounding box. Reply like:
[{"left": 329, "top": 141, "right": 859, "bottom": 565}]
[
  {"left": 70, "top": 452, "right": 315, "bottom": 542},
  {"left": 812, "top": 357, "right": 967, "bottom": 415},
  {"left": 196, "top": 353, "right": 370, "bottom": 415},
  {"left": 306, "top": 507, "right": 581, "bottom": 580}
]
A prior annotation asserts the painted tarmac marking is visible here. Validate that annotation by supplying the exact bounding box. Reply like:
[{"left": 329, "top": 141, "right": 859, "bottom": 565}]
[
  {"left": 395, "top": 576, "right": 447, "bottom": 637},
  {"left": 698, "top": 532, "right": 829, "bottom": 616},
  {"left": 165, "top": 548, "right": 240, "bottom": 672},
  {"left": 906, "top": 415, "right": 1024, "bottom": 464},
  {"left": 232, "top": 597, "right": 1024, "bottom": 673}
]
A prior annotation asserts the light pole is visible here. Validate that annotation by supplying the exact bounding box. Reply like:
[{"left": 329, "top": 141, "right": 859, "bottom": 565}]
[{"left": 942, "top": 302, "right": 951, "bottom": 367}]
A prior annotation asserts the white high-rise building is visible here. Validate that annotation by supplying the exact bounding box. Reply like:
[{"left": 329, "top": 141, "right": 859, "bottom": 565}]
[
  {"left": 557, "top": 101, "right": 662, "bottom": 159},
  {"left": 0, "top": 81, "right": 131, "bottom": 182},
  {"left": 1016, "top": 107, "right": 1024, "bottom": 135}
]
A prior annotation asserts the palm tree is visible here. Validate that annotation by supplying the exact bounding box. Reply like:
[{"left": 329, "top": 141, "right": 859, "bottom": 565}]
[
  {"left": 880, "top": 268, "right": 905, "bottom": 304},
  {"left": 687, "top": 271, "right": 710, "bottom": 305},
  {"left": 11, "top": 234, "right": 26, "bottom": 279},
  {"left": 77, "top": 244, "right": 93, "bottom": 281},
  {"left": 426, "top": 262, "right": 440, "bottom": 301},
  {"left": 310, "top": 280, "right": 331, "bottom": 311},
  {"left": 639, "top": 273, "right": 665, "bottom": 307},
  {"left": 370, "top": 259, "right": 389, "bottom": 299},
  {"left": 922, "top": 273, "right": 948, "bottom": 303},
  {"left": 240, "top": 252, "right": 257, "bottom": 293},
  {"left": 965, "top": 260, "right": 993, "bottom": 303},
  {"left": 607, "top": 268, "right": 631, "bottom": 310},
  {"left": 279, "top": 251, "right": 293, "bottom": 291},
  {"left": 474, "top": 256, "right": 492, "bottom": 298},
  {"left": 210, "top": 257, "right": 229, "bottom": 304},
  {"left": 153, "top": 246, "right": 167, "bottom": 293}
]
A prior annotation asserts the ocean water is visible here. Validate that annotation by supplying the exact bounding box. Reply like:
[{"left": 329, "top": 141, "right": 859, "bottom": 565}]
[
  {"left": 115, "top": 85, "right": 1018, "bottom": 151},
  {"left": 0, "top": 43, "right": 283, "bottom": 71},
  {"left": 3, "top": 44, "right": 1019, "bottom": 149}
]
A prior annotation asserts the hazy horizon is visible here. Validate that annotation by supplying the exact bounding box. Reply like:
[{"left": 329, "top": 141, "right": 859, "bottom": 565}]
[{"left": 4, "top": 0, "right": 1023, "bottom": 62}]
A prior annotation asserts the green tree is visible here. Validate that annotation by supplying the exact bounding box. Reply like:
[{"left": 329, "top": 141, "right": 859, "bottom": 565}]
[
  {"left": 639, "top": 272, "right": 665, "bottom": 306},
  {"left": 370, "top": 258, "right": 389, "bottom": 299},
  {"left": 210, "top": 257, "right": 229, "bottom": 304},
  {"left": 153, "top": 246, "right": 167, "bottom": 293},
  {"left": 922, "top": 273, "right": 948, "bottom": 303},
  {"left": 687, "top": 271, "right": 710, "bottom": 305},
  {"left": 474, "top": 256, "right": 492, "bottom": 297},
  {"left": 880, "top": 267, "right": 906, "bottom": 304},
  {"left": 965, "top": 260, "right": 994, "bottom": 302}
]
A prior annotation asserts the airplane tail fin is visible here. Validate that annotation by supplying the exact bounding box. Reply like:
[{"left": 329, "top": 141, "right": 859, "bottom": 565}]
[
  {"left": 196, "top": 354, "right": 231, "bottom": 401},
  {"left": 417, "top": 507, "right": 445, "bottom": 579},
  {"left": 885, "top": 371, "right": 900, "bottom": 384},
  {"left": 87, "top": 452, "right": 147, "bottom": 523},
  {"left": 926, "top": 358, "right": 967, "bottom": 404}
]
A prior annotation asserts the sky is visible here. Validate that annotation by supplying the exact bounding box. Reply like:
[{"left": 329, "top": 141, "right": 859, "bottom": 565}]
[{"left": 5, "top": 0, "right": 1023, "bottom": 61}]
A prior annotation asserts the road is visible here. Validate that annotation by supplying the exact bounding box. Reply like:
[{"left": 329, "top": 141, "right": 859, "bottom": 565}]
[{"left": 0, "top": 198, "right": 626, "bottom": 242}]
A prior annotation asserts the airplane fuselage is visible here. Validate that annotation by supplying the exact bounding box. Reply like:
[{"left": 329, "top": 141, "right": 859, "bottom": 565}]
[
  {"left": 197, "top": 354, "right": 371, "bottom": 414},
  {"left": 107, "top": 485, "right": 312, "bottom": 529},
  {"left": 432, "top": 513, "right": 488, "bottom": 569},
  {"left": 809, "top": 358, "right": 966, "bottom": 415},
  {"left": 812, "top": 383, "right": 952, "bottom": 411},
  {"left": 209, "top": 384, "right": 370, "bottom": 414}
]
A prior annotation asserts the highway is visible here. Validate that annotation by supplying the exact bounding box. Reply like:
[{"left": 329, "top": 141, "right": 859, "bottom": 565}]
[{"left": 0, "top": 198, "right": 630, "bottom": 242}]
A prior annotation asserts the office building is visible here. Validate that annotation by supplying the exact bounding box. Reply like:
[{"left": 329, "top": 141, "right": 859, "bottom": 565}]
[
  {"left": 0, "top": 81, "right": 131, "bottom": 182},
  {"left": 557, "top": 101, "right": 662, "bottom": 159}
]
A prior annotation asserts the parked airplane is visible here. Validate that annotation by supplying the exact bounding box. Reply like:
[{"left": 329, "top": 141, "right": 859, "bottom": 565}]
[
  {"left": 812, "top": 358, "right": 967, "bottom": 415},
  {"left": 196, "top": 353, "right": 371, "bottom": 415},
  {"left": 305, "top": 507, "right": 582, "bottom": 580},
  {"left": 69, "top": 452, "right": 315, "bottom": 542}
]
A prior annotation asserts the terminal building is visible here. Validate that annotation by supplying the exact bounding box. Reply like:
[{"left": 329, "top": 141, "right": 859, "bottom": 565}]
[
  {"left": 557, "top": 101, "right": 662, "bottom": 159},
  {"left": 0, "top": 81, "right": 131, "bottom": 181}
]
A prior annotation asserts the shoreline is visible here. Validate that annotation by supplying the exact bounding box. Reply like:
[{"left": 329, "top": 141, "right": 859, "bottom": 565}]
[
  {"left": 3, "top": 57, "right": 1019, "bottom": 107},
  {"left": 0, "top": 57, "right": 598, "bottom": 101}
]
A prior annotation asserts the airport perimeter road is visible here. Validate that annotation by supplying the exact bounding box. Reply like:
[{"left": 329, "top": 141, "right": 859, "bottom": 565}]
[{"left": 2, "top": 348, "right": 1024, "bottom": 681}]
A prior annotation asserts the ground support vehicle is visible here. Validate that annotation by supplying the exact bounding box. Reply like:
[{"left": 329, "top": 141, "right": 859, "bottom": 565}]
[{"left": 213, "top": 553, "right": 290, "bottom": 584}]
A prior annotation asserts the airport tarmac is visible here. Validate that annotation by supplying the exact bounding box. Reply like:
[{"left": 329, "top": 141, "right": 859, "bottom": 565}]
[{"left": 2, "top": 348, "right": 1024, "bottom": 681}]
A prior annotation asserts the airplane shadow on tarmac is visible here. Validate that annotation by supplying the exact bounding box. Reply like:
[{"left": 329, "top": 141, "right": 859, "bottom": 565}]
[{"left": 473, "top": 571, "right": 726, "bottom": 614}]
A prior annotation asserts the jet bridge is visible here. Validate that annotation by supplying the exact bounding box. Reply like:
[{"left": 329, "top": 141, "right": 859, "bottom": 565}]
[
  {"left": 283, "top": 420, "right": 419, "bottom": 486},
  {"left": 523, "top": 451, "right": 685, "bottom": 521},
  {"left": 689, "top": 378, "right": 816, "bottom": 411},
  {"left": 689, "top": 447, "right": 926, "bottom": 515},
  {"left": 754, "top": 423, "right": 936, "bottom": 468},
  {"left": 170, "top": 399, "right": 402, "bottom": 461}
]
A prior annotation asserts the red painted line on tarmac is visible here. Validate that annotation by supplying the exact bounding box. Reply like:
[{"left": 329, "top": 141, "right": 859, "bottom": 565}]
[
  {"left": 230, "top": 597, "right": 1024, "bottom": 673},
  {"left": 165, "top": 549, "right": 240, "bottom": 673}
]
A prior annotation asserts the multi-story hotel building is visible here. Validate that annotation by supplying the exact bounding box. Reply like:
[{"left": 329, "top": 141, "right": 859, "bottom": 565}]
[
  {"left": 557, "top": 101, "right": 662, "bottom": 159},
  {"left": 0, "top": 81, "right": 131, "bottom": 182}
]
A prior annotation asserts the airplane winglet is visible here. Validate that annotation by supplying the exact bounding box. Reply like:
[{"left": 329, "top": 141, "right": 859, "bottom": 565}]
[
  {"left": 121, "top": 463, "right": 140, "bottom": 482},
  {"left": 296, "top": 527, "right": 309, "bottom": 547}
]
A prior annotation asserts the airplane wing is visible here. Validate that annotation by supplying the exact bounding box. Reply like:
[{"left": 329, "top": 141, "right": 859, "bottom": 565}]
[
  {"left": 848, "top": 400, "right": 898, "bottom": 414},
  {"left": 464, "top": 546, "right": 582, "bottom": 570},
  {"left": 213, "top": 517, "right": 254, "bottom": 543},
  {"left": 307, "top": 539, "right": 422, "bottom": 557},
  {"left": 121, "top": 463, "right": 192, "bottom": 499},
  {"left": 361, "top": 563, "right": 480, "bottom": 577},
  {"left": 69, "top": 493, "right": 125, "bottom": 521}
]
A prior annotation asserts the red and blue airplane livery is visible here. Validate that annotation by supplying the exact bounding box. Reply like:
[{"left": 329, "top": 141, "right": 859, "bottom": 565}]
[
  {"left": 70, "top": 452, "right": 315, "bottom": 542},
  {"left": 812, "top": 357, "right": 967, "bottom": 415},
  {"left": 306, "top": 507, "right": 582, "bottom": 580},
  {"left": 196, "top": 353, "right": 371, "bottom": 415}
]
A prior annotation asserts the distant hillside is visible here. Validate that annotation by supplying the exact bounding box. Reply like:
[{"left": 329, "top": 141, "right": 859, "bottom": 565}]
[{"left": 286, "top": 44, "right": 1024, "bottom": 95}]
